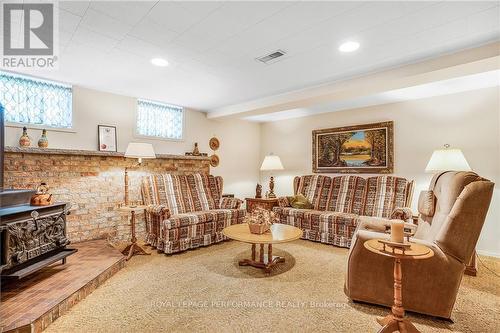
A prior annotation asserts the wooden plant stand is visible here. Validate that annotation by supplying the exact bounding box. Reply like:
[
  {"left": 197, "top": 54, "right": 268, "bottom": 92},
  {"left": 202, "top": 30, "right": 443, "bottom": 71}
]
[
  {"left": 120, "top": 205, "right": 150, "bottom": 261},
  {"left": 364, "top": 239, "right": 434, "bottom": 333}
]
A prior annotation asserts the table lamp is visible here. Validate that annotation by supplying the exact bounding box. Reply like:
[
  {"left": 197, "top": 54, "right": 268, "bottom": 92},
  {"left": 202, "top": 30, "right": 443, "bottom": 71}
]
[
  {"left": 425, "top": 144, "right": 471, "bottom": 172},
  {"left": 124, "top": 142, "right": 156, "bottom": 205},
  {"left": 260, "top": 153, "right": 284, "bottom": 198}
]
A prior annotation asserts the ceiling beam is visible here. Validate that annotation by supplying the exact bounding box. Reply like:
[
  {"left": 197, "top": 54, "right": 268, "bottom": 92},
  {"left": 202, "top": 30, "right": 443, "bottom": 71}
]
[{"left": 207, "top": 42, "right": 500, "bottom": 120}]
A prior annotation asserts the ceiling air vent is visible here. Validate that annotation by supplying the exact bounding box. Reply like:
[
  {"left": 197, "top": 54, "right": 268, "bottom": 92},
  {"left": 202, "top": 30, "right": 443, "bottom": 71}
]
[{"left": 256, "top": 50, "right": 286, "bottom": 64}]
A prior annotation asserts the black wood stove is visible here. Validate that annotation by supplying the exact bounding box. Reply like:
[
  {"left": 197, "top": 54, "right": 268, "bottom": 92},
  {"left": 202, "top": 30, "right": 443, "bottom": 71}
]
[{"left": 0, "top": 105, "right": 76, "bottom": 281}]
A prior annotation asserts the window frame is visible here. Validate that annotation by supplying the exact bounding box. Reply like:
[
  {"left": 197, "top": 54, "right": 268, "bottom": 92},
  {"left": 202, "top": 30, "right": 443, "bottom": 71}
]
[
  {"left": 1, "top": 70, "right": 75, "bottom": 132},
  {"left": 134, "top": 98, "right": 185, "bottom": 142}
]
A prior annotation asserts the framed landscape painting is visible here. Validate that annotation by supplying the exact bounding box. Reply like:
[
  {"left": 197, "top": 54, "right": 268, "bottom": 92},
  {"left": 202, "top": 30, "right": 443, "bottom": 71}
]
[{"left": 312, "top": 121, "right": 394, "bottom": 174}]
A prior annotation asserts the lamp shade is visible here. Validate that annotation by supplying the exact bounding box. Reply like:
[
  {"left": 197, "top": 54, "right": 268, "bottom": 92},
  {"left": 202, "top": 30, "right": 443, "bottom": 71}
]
[
  {"left": 124, "top": 142, "right": 156, "bottom": 159},
  {"left": 425, "top": 147, "right": 471, "bottom": 172},
  {"left": 260, "top": 154, "right": 284, "bottom": 171}
]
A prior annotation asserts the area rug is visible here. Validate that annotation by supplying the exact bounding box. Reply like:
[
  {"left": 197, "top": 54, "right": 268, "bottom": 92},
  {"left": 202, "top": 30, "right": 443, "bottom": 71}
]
[{"left": 45, "top": 240, "right": 499, "bottom": 333}]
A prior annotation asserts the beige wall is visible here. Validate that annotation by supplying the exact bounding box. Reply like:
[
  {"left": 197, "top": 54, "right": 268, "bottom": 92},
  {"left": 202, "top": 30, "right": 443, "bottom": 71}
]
[
  {"left": 4, "top": 84, "right": 499, "bottom": 255},
  {"left": 260, "top": 87, "right": 500, "bottom": 256},
  {"left": 5, "top": 86, "right": 261, "bottom": 199}
]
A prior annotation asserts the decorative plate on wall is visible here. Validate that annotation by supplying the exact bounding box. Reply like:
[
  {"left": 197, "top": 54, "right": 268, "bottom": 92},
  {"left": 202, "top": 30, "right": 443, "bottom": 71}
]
[
  {"left": 209, "top": 137, "right": 220, "bottom": 151},
  {"left": 210, "top": 154, "right": 220, "bottom": 167}
]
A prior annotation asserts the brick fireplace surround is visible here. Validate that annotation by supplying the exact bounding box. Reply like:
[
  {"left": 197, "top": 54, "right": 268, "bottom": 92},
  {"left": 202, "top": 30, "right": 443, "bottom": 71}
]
[{"left": 3, "top": 147, "right": 211, "bottom": 243}]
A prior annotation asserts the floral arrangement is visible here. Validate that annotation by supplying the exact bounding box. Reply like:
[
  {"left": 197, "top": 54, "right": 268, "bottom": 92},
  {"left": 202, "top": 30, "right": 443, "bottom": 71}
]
[{"left": 244, "top": 207, "right": 279, "bottom": 234}]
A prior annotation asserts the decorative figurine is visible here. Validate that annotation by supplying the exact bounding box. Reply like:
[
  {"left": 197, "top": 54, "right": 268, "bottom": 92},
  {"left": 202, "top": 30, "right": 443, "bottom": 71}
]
[
  {"left": 255, "top": 184, "right": 262, "bottom": 199},
  {"left": 30, "top": 182, "right": 53, "bottom": 206},
  {"left": 19, "top": 126, "right": 31, "bottom": 147},
  {"left": 193, "top": 142, "right": 200, "bottom": 156},
  {"left": 38, "top": 129, "right": 48, "bottom": 148}
]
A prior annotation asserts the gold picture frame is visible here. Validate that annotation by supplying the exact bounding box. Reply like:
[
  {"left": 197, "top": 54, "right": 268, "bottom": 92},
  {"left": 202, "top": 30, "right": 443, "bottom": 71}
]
[{"left": 312, "top": 121, "right": 394, "bottom": 174}]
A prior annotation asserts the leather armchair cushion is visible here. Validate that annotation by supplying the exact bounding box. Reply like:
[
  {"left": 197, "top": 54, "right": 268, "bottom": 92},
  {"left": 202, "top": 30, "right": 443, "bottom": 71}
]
[{"left": 418, "top": 190, "right": 435, "bottom": 217}]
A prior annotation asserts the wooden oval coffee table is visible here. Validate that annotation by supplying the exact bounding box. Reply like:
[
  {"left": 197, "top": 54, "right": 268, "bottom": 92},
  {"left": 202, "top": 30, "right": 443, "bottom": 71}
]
[{"left": 223, "top": 223, "right": 302, "bottom": 273}]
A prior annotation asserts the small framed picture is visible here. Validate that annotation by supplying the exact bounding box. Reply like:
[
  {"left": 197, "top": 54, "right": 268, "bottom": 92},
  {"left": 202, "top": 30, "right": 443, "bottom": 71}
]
[{"left": 98, "top": 125, "right": 117, "bottom": 152}]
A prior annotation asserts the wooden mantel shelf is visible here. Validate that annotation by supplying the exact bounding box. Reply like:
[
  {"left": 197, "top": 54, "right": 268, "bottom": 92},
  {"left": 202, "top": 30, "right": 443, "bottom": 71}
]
[{"left": 4, "top": 146, "right": 211, "bottom": 161}]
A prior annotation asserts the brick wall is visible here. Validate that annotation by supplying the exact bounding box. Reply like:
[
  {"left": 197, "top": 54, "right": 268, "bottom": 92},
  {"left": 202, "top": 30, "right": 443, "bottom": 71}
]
[{"left": 3, "top": 147, "right": 211, "bottom": 243}]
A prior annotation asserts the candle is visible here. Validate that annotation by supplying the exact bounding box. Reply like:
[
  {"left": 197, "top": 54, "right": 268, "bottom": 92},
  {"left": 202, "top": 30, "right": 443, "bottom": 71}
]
[{"left": 390, "top": 220, "right": 405, "bottom": 243}]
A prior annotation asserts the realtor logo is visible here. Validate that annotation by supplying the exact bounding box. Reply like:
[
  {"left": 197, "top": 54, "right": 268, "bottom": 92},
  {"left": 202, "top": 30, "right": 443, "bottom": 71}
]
[{"left": 1, "top": 2, "right": 58, "bottom": 69}]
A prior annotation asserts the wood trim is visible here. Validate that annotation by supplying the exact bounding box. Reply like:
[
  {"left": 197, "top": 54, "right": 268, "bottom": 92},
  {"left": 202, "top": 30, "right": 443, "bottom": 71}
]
[
  {"left": 4, "top": 146, "right": 211, "bottom": 161},
  {"left": 464, "top": 250, "right": 478, "bottom": 276}
]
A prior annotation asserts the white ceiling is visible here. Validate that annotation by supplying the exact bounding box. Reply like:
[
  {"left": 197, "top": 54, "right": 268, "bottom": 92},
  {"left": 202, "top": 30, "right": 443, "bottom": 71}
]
[
  {"left": 10, "top": 1, "right": 500, "bottom": 113},
  {"left": 243, "top": 70, "right": 500, "bottom": 122}
]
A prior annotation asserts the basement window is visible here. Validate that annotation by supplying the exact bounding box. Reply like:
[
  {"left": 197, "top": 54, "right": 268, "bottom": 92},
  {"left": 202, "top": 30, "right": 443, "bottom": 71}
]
[
  {"left": 0, "top": 71, "right": 73, "bottom": 129},
  {"left": 136, "top": 99, "right": 183, "bottom": 140}
]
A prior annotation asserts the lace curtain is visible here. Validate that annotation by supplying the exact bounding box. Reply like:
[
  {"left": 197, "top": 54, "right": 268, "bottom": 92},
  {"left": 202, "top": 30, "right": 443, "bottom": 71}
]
[{"left": 0, "top": 72, "right": 72, "bottom": 128}]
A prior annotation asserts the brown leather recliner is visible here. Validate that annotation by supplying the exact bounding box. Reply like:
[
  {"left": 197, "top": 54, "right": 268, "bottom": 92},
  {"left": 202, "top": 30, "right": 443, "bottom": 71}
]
[{"left": 344, "top": 171, "right": 494, "bottom": 319}]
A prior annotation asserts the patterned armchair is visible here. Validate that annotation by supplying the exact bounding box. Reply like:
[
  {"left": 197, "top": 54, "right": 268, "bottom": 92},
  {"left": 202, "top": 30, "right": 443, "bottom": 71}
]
[
  {"left": 273, "top": 175, "right": 414, "bottom": 248},
  {"left": 142, "top": 173, "right": 245, "bottom": 254}
]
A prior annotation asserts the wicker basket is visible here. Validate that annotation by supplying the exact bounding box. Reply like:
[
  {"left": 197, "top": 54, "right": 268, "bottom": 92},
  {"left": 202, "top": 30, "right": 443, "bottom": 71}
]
[{"left": 248, "top": 223, "right": 270, "bottom": 235}]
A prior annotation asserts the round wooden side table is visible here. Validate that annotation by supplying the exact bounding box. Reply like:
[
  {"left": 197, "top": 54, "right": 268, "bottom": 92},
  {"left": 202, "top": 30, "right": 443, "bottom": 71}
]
[
  {"left": 119, "top": 205, "right": 150, "bottom": 261},
  {"left": 364, "top": 239, "right": 434, "bottom": 333}
]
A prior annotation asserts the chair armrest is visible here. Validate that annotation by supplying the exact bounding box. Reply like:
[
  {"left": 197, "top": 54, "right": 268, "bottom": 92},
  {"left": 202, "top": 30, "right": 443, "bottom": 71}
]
[
  {"left": 145, "top": 205, "right": 170, "bottom": 246},
  {"left": 220, "top": 197, "right": 243, "bottom": 209},
  {"left": 390, "top": 207, "right": 413, "bottom": 221},
  {"left": 357, "top": 216, "right": 417, "bottom": 235},
  {"left": 147, "top": 204, "right": 170, "bottom": 220},
  {"left": 277, "top": 196, "right": 290, "bottom": 207}
]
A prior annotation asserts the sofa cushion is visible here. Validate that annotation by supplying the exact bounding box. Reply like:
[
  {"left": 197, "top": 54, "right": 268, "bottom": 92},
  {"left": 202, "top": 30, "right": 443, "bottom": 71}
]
[
  {"left": 273, "top": 207, "right": 317, "bottom": 219},
  {"left": 363, "top": 176, "right": 408, "bottom": 218},
  {"left": 142, "top": 174, "right": 192, "bottom": 214},
  {"left": 273, "top": 207, "right": 359, "bottom": 247},
  {"left": 142, "top": 173, "right": 221, "bottom": 215},
  {"left": 210, "top": 208, "right": 246, "bottom": 223},
  {"left": 300, "top": 210, "right": 359, "bottom": 235},
  {"left": 186, "top": 174, "right": 221, "bottom": 211},
  {"left": 295, "top": 175, "right": 332, "bottom": 210},
  {"left": 325, "top": 175, "right": 366, "bottom": 215},
  {"left": 163, "top": 211, "right": 215, "bottom": 230}
]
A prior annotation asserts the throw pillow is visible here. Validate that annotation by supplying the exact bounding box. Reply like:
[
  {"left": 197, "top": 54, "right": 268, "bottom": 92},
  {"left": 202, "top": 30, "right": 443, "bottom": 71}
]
[{"left": 287, "top": 194, "right": 314, "bottom": 209}]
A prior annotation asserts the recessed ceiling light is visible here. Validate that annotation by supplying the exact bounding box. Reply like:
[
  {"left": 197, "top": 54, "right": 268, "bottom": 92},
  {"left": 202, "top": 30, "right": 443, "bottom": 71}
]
[
  {"left": 151, "top": 58, "right": 169, "bottom": 67},
  {"left": 338, "top": 41, "right": 360, "bottom": 53}
]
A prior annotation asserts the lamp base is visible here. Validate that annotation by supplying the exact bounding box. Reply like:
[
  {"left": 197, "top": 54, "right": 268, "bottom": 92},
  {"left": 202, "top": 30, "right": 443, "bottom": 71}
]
[{"left": 268, "top": 176, "right": 276, "bottom": 198}]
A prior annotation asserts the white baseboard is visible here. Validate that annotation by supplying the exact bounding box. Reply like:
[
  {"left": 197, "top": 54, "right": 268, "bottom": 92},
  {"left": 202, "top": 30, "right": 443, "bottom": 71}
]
[{"left": 477, "top": 250, "right": 500, "bottom": 258}]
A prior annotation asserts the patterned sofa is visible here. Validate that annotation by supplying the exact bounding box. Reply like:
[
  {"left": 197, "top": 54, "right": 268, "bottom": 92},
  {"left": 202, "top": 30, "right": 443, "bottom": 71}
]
[
  {"left": 273, "top": 175, "right": 414, "bottom": 248},
  {"left": 141, "top": 173, "right": 245, "bottom": 254}
]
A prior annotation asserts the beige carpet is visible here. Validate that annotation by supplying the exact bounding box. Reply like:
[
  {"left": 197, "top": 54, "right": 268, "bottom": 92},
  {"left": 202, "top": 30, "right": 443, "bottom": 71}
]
[{"left": 46, "top": 240, "right": 499, "bottom": 333}]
